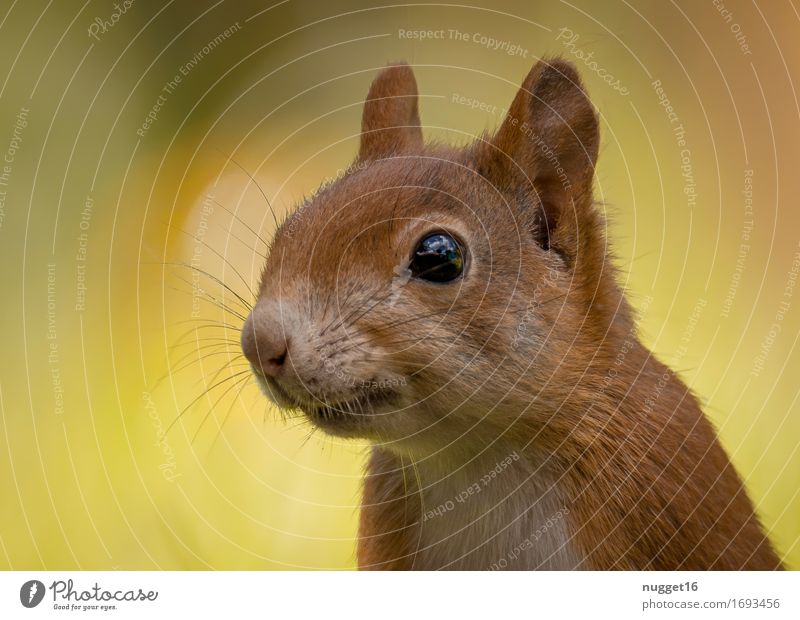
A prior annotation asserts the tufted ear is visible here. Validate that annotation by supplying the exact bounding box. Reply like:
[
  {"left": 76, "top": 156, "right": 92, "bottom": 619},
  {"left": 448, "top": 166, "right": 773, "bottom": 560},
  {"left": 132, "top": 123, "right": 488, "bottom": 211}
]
[
  {"left": 359, "top": 63, "right": 423, "bottom": 161},
  {"left": 484, "top": 59, "right": 600, "bottom": 258}
]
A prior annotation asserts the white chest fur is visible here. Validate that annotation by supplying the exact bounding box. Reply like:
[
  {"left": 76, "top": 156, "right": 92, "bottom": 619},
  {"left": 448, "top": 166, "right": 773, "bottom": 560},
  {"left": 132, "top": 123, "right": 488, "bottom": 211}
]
[{"left": 407, "top": 449, "right": 583, "bottom": 570}]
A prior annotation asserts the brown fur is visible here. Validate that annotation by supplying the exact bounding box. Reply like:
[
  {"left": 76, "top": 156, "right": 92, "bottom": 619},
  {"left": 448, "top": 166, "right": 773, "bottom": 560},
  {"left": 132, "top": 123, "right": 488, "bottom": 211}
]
[{"left": 242, "top": 59, "right": 782, "bottom": 570}]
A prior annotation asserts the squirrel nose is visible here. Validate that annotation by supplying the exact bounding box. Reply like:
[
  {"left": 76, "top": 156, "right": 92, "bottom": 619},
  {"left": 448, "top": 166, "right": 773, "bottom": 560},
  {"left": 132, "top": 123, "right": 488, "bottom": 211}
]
[{"left": 241, "top": 304, "right": 290, "bottom": 378}]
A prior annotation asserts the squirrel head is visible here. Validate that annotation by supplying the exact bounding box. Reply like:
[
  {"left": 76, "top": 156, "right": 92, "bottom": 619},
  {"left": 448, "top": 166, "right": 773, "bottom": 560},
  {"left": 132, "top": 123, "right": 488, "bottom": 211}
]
[{"left": 242, "top": 59, "right": 631, "bottom": 451}]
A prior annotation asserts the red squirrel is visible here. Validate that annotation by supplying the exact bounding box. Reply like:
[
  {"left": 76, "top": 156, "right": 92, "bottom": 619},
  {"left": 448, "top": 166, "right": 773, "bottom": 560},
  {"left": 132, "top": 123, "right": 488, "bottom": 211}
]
[{"left": 240, "top": 59, "right": 782, "bottom": 570}]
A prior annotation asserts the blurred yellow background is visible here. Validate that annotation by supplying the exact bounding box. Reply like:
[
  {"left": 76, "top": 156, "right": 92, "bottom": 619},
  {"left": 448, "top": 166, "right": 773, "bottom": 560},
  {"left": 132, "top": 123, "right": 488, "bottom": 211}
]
[{"left": 0, "top": 0, "right": 798, "bottom": 569}]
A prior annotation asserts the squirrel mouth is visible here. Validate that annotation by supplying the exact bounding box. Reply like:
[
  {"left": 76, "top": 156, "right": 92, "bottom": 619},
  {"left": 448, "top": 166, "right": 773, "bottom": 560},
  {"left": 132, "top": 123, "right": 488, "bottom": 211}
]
[
  {"left": 254, "top": 371, "right": 397, "bottom": 432},
  {"left": 303, "top": 388, "right": 397, "bottom": 426}
]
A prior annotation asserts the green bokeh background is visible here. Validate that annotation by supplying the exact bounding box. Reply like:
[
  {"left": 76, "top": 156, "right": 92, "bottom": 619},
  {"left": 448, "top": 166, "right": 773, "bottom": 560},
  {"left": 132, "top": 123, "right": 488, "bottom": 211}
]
[{"left": 0, "top": 0, "right": 798, "bottom": 569}]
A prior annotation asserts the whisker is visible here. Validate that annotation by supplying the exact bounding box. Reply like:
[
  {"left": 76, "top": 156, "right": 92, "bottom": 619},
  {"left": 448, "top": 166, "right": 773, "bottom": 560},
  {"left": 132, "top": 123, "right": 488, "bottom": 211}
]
[
  {"left": 321, "top": 285, "right": 393, "bottom": 337},
  {"left": 169, "top": 350, "right": 245, "bottom": 378},
  {"left": 321, "top": 280, "right": 360, "bottom": 330},
  {"left": 165, "top": 227, "right": 259, "bottom": 301},
  {"left": 193, "top": 359, "right": 250, "bottom": 390},
  {"left": 297, "top": 425, "right": 320, "bottom": 451},
  {"left": 151, "top": 344, "right": 243, "bottom": 390},
  {"left": 164, "top": 263, "right": 252, "bottom": 314},
  {"left": 171, "top": 339, "right": 242, "bottom": 361},
  {"left": 213, "top": 148, "right": 281, "bottom": 230},
  {"left": 166, "top": 280, "right": 248, "bottom": 322},
  {"left": 209, "top": 378, "right": 256, "bottom": 453},
  {"left": 169, "top": 318, "right": 241, "bottom": 331},
  {"left": 189, "top": 370, "right": 250, "bottom": 445},
  {"left": 208, "top": 196, "right": 271, "bottom": 249},
  {"left": 167, "top": 324, "right": 241, "bottom": 352},
  {"left": 213, "top": 221, "right": 268, "bottom": 261},
  {"left": 362, "top": 355, "right": 431, "bottom": 368},
  {"left": 327, "top": 308, "right": 454, "bottom": 349},
  {"left": 338, "top": 334, "right": 467, "bottom": 356},
  {"left": 166, "top": 368, "right": 252, "bottom": 435},
  {"left": 169, "top": 337, "right": 241, "bottom": 354},
  {"left": 148, "top": 219, "right": 260, "bottom": 303},
  {"left": 192, "top": 373, "right": 252, "bottom": 445}
]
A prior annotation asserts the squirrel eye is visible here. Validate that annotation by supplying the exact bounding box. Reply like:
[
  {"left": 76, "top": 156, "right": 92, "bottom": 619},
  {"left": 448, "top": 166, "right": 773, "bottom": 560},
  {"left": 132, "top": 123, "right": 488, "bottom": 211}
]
[{"left": 409, "top": 233, "right": 464, "bottom": 282}]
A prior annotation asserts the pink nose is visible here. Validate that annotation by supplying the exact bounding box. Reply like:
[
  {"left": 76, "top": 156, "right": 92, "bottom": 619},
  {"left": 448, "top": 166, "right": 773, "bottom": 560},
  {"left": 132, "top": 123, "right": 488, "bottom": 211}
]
[{"left": 241, "top": 305, "right": 289, "bottom": 378}]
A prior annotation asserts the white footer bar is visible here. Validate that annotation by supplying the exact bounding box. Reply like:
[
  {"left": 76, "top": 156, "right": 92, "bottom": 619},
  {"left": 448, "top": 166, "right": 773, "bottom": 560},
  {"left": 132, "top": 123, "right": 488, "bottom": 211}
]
[{"left": 0, "top": 570, "right": 796, "bottom": 619}]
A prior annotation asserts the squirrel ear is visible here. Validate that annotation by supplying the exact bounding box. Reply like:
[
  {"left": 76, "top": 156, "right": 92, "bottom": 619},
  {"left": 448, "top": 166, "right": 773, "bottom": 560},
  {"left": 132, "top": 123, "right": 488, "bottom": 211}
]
[
  {"left": 359, "top": 63, "right": 423, "bottom": 161},
  {"left": 486, "top": 59, "right": 599, "bottom": 255}
]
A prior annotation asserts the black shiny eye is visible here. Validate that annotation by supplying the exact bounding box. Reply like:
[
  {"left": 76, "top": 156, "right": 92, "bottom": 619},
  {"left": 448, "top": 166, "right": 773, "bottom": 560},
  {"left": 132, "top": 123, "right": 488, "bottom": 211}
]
[{"left": 409, "top": 233, "right": 464, "bottom": 282}]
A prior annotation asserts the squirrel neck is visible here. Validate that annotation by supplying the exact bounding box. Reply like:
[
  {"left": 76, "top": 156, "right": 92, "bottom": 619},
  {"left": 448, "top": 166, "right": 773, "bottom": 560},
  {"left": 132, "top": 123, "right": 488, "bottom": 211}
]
[{"left": 383, "top": 334, "right": 725, "bottom": 569}]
